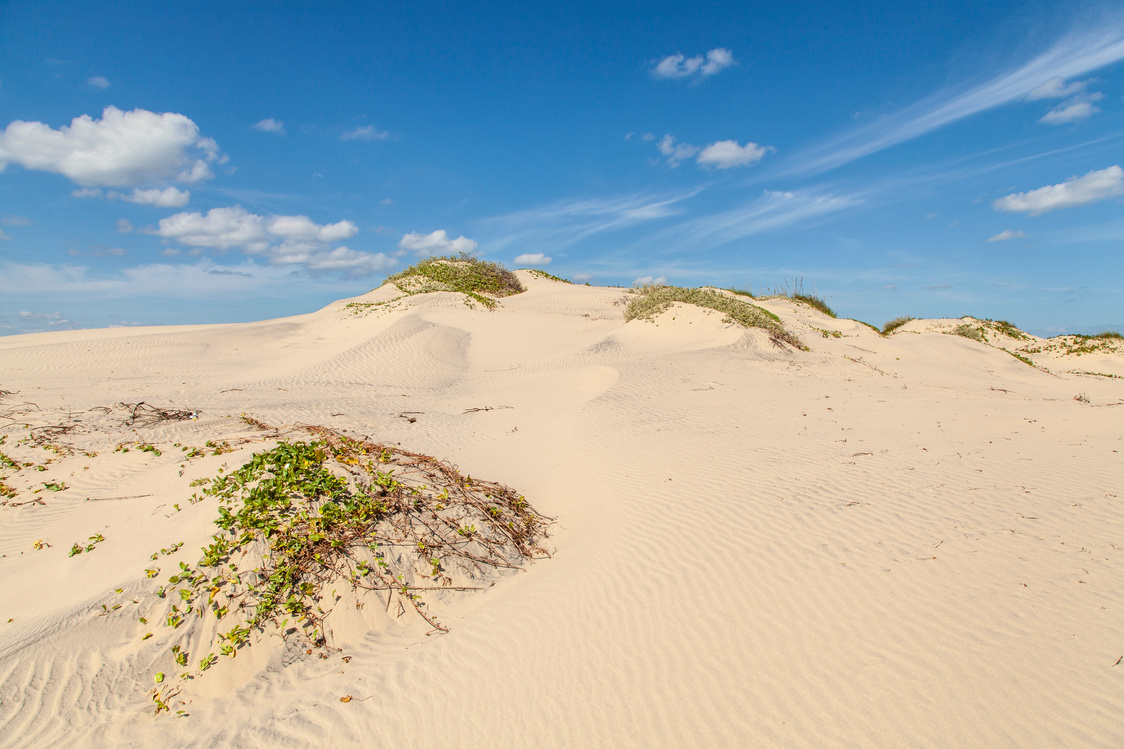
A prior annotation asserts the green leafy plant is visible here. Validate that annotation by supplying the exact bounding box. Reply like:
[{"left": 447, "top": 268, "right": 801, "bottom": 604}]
[
  {"left": 758, "top": 278, "right": 836, "bottom": 318},
  {"left": 383, "top": 253, "right": 525, "bottom": 309},
  {"left": 624, "top": 285, "right": 805, "bottom": 350},
  {"left": 950, "top": 323, "right": 986, "bottom": 342},
  {"left": 140, "top": 424, "right": 551, "bottom": 693}
]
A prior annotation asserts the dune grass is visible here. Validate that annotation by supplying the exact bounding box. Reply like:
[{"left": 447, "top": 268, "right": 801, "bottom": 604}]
[
  {"left": 882, "top": 316, "right": 915, "bottom": 335},
  {"left": 384, "top": 253, "right": 525, "bottom": 309},
  {"left": 525, "top": 269, "right": 571, "bottom": 284},
  {"left": 625, "top": 285, "right": 805, "bottom": 350},
  {"left": 758, "top": 278, "right": 836, "bottom": 318}
]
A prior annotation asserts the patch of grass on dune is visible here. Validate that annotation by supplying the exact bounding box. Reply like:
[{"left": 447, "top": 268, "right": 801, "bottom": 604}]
[
  {"left": 525, "top": 269, "right": 572, "bottom": 284},
  {"left": 758, "top": 278, "right": 836, "bottom": 318},
  {"left": 384, "top": 253, "right": 525, "bottom": 309},
  {"left": 625, "top": 285, "right": 805, "bottom": 350},
  {"left": 881, "top": 317, "right": 915, "bottom": 335}
]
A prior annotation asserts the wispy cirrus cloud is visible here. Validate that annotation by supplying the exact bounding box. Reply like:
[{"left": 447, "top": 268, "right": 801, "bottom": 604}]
[
  {"left": 340, "top": 125, "right": 389, "bottom": 141},
  {"left": 658, "top": 188, "right": 862, "bottom": 249},
  {"left": 479, "top": 188, "right": 705, "bottom": 252},
  {"left": 782, "top": 20, "right": 1124, "bottom": 176},
  {"left": 986, "top": 229, "right": 1026, "bottom": 242}
]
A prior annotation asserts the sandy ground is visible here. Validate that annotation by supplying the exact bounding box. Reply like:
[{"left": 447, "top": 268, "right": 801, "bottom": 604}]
[{"left": 1, "top": 272, "right": 1122, "bottom": 748}]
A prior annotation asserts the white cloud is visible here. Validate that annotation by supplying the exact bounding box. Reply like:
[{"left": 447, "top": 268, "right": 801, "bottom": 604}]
[
  {"left": 397, "top": 229, "right": 478, "bottom": 256},
  {"left": 252, "top": 118, "right": 286, "bottom": 134},
  {"left": 993, "top": 165, "right": 1123, "bottom": 214},
  {"left": 633, "top": 275, "right": 667, "bottom": 286},
  {"left": 658, "top": 188, "right": 862, "bottom": 249},
  {"left": 267, "top": 214, "right": 358, "bottom": 242},
  {"left": 271, "top": 245, "right": 395, "bottom": 274},
  {"left": 657, "top": 134, "right": 699, "bottom": 167},
  {"left": 482, "top": 188, "right": 703, "bottom": 253},
  {"left": 986, "top": 229, "right": 1026, "bottom": 242},
  {"left": 0, "top": 229, "right": 9, "bottom": 240},
  {"left": 341, "top": 125, "right": 390, "bottom": 141},
  {"left": 87, "top": 76, "right": 110, "bottom": 89},
  {"left": 117, "top": 218, "right": 134, "bottom": 233},
  {"left": 573, "top": 273, "right": 593, "bottom": 282},
  {"left": 72, "top": 185, "right": 189, "bottom": 206},
  {"left": 783, "top": 22, "right": 1124, "bottom": 176},
  {"left": 653, "top": 48, "right": 736, "bottom": 79},
  {"left": 1026, "top": 76, "right": 1089, "bottom": 100},
  {"left": 0, "top": 105, "right": 220, "bottom": 187},
  {"left": 151, "top": 206, "right": 383, "bottom": 275},
  {"left": 1040, "top": 93, "right": 1103, "bottom": 124},
  {"left": 2, "top": 215, "right": 31, "bottom": 226},
  {"left": 696, "top": 140, "right": 768, "bottom": 169},
  {"left": 514, "top": 253, "right": 551, "bottom": 266},
  {"left": 126, "top": 186, "right": 191, "bottom": 207}
]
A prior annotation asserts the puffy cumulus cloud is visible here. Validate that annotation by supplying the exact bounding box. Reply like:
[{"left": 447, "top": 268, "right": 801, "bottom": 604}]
[
  {"left": 653, "top": 48, "right": 735, "bottom": 79},
  {"left": 1041, "top": 93, "right": 1103, "bottom": 124},
  {"left": 1026, "top": 77, "right": 1090, "bottom": 100},
  {"left": 0, "top": 106, "right": 220, "bottom": 188},
  {"left": 696, "top": 140, "right": 769, "bottom": 169},
  {"left": 341, "top": 125, "right": 390, "bottom": 141},
  {"left": 252, "top": 118, "right": 285, "bottom": 134},
  {"left": 398, "top": 229, "right": 478, "bottom": 256},
  {"left": 87, "top": 76, "right": 110, "bottom": 89},
  {"left": 633, "top": 275, "right": 667, "bottom": 286},
  {"left": 572, "top": 273, "right": 593, "bottom": 283},
  {"left": 267, "top": 214, "right": 358, "bottom": 243},
  {"left": 656, "top": 135, "right": 770, "bottom": 170},
  {"left": 513, "top": 253, "right": 551, "bottom": 266},
  {"left": 986, "top": 229, "right": 1026, "bottom": 242},
  {"left": 657, "top": 134, "right": 699, "bottom": 167},
  {"left": 155, "top": 206, "right": 268, "bottom": 251},
  {"left": 151, "top": 206, "right": 384, "bottom": 275},
  {"left": 993, "top": 166, "right": 1123, "bottom": 215}
]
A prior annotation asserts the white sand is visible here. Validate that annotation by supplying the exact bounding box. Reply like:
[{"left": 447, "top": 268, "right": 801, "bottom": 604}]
[{"left": 1, "top": 272, "right": 1122, "bottom": 747}]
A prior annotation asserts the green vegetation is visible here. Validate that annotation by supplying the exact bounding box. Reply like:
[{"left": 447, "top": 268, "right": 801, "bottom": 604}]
[
  {"left": 625, "top": 285, "right": 805, "bottom": 350},
  {"left": 384, "top": 253, "right": 525, "bottom": 309},
  {"left": 882, "top": 316, "right": 915, "bottom": 335},
  {"left": 758, "top": 278, "right": 836, "bottom": 318},
  {"left": 986, "top": 319, "right": 1028, "bottom": 340},
  {"left": 525, "top": 269, "right": 571, "bottom": 284},
  {"left": 950, "top": 323, "right": 986, "bottom": 342},
  {"left": 141, "top": 426, "right": 550, "bottom": 710}
]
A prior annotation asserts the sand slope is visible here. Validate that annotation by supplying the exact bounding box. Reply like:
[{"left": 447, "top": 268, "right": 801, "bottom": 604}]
[{"left": 1, "top": 273, "right": 1122, "bottom": 747}]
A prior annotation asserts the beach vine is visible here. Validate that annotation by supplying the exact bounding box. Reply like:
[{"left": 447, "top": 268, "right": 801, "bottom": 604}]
[{"left": 142, "top": 425, "right": 551, "bottom": 712}]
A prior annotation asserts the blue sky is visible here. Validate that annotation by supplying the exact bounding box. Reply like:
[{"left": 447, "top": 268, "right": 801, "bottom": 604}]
[{"left": 1, "top": 0, "right": 1122, "bottom": 336}]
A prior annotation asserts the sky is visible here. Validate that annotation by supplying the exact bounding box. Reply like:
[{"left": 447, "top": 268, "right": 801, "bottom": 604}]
[{"left": 1, "top": 0, "right": 1122, "bottom": 337}]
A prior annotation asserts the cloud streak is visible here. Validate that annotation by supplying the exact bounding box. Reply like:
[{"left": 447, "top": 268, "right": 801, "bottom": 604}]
[{"left": 783, "top": 21, "right": 1124, "bottom": 176}]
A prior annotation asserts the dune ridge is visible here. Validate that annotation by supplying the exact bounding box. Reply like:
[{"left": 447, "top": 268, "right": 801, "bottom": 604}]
[{"left": 1, "top": 271, "right": 1122, "bottom": 747}]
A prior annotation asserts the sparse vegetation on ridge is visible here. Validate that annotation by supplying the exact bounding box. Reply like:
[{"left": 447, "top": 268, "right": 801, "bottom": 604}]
[
  {"left": 757, "top": 278, "right": 836, "bottom": 318},
  {"left": 383, "top": 253, "right": 525, "bottom": 309},
  {"left": 882, "top": 316, "right": 915, "bottom": 335},
  {"left": 525, "top": 269, "right": 571, "bottom": 284},
  {"left": 624, "top": 285, "right": 805, "bottom": 350}
]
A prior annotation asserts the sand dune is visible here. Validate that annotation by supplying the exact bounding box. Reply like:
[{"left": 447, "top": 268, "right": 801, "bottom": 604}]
[{"left": 2, "top": 271, "right": 1122, "bottom": 747}]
